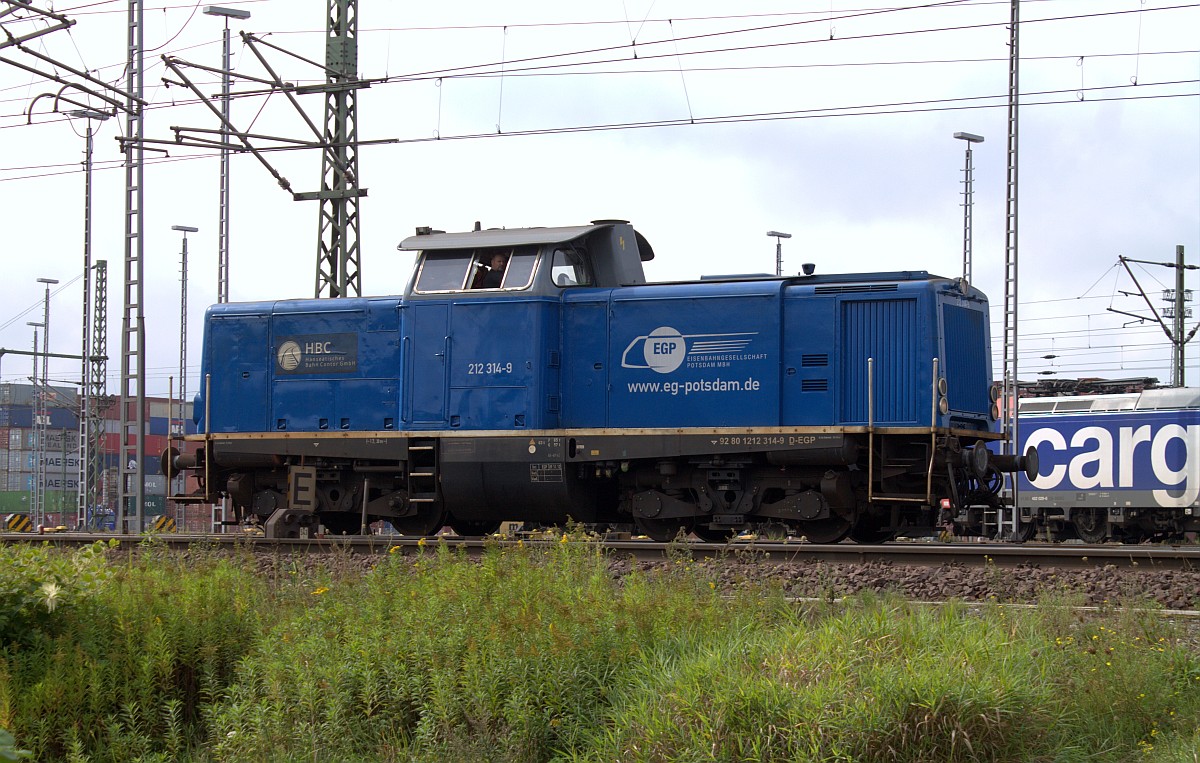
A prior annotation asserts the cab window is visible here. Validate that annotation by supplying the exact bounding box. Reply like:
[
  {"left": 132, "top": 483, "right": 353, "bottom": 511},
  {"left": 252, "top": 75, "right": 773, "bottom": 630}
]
[
  {"left": 415, "top": 251, "right": 471, "bottom": 292},
  {"left": 504, "top": 250, "right": 537, "bottom": 288},
  {"left": 470, "top": 246, "right": 538, "bottom": 290},
  {"left": 551, "top": 248, "right": 592, "bottom": 287}
]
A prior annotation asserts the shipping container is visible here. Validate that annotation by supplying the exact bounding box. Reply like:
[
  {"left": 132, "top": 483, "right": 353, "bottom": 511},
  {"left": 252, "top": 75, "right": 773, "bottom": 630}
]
[
  {"left": 42, "top": 491, "right": 77, "bottom": 512},
  {"left": 7, "top": 451, "right": 79, "bottom": 472},
  {"left": 1, "top": 384, "right": 78, "bottom": 408},
  {"left": 0, "top": 406, "right": 79, "bottom": 430},
  {"left": 0, "top": 491, "right": 31, "bottom": 512},
  {"left": 6, "top": 427, "right": 79, "bottom": 452},
  {"left": 128, "top": 494, "right": 166, "bottom": 516}
]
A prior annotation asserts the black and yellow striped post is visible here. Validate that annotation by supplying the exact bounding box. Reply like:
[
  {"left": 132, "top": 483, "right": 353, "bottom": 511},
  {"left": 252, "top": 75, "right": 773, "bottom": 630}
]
[
  {"left": 4, "top": 513, "right": 34, "bottom": 533},
  {"left": 150, "top": 515, "right": 177, "bottom": 533}
]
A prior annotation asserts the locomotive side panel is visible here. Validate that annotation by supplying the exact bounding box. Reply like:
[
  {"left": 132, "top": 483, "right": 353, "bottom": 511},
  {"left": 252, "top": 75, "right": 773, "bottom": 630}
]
[
  {"left": 606, "top": 282, "right": 783, "bottom": 428},
  {"left": 840, "top": 296, "right": 923, "bottom": 426},
  {"left": 270, "top": 299, "right": 402, "bottom": 433},
  {"left": 779, "top": 293, "right": 837, "bottom": 425},
  {"left": 560, "top": 294, "right": 611, "bottom": 428},
  {"left": 941, "top": 302, "right": 992, "bottom": 425},
  {"left": 202, "top": 309, "right": 269, "bottom": 434},
  {"left": 444, "top": 298, "right": 558, "bottom": 430}
]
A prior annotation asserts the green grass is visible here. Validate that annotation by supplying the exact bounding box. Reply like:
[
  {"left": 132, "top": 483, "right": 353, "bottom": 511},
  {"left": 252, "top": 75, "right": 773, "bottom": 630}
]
[{"left": 1, "top": 536, "right": 1198, "bottom": 762}]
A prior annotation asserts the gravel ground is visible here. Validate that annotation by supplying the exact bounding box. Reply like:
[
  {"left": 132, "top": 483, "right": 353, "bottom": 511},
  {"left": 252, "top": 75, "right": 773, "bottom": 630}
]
[
  {"left": 629, "top": 557, "right": 1200, "bottom": 611},
  {"left": 229, "top": 544, "right": 1200, "bottom": 611}
]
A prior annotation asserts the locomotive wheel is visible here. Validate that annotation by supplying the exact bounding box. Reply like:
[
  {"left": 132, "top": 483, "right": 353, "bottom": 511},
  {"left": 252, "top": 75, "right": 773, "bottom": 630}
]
[
  {"left": 391, "top": 505, "right": 448, "bottom": 537},
  {"left": 448, "top": 518, "right": 503, "bottom": 537},
  {"left": 635, "top": 516, "right": 694, "bottom": 542},
  {"left": 799, "top": 516, "right": 854, "bottom": 544},
  {"left": 1072, "top": 508, "right": 1109, "bottom": 544}
]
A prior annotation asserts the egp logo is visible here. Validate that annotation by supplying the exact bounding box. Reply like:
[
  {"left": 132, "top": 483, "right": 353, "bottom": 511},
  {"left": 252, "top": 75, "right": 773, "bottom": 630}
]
[
  {"left": 1024, "top": 422, "right": 1199, "bottom": 506},
  {"left": 621, "top": 327, "right": 757, "bottom": 375},
  {"left": 277, "top": 341, "right": 302, "bottom": 371},
  {"left": 643, "top": 327, "right": 686, "bottom": 374}
]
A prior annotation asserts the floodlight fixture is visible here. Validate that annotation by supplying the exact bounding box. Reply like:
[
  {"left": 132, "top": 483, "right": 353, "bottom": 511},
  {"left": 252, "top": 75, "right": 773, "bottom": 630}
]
[
  {"left": 68, "top": 109, "right": 111, "bottom": 120},
  {"left": 171, "top": 225, "right": 199, "bottom": 233},
  {"left": 203, "top": 6, "right": 251, "bottom": 19},
  {"left": 953, "top": 132, "right": 985, "bottom": 283},
  {"left": 767, "top": 231, "right": 793, "bottom": 277}
]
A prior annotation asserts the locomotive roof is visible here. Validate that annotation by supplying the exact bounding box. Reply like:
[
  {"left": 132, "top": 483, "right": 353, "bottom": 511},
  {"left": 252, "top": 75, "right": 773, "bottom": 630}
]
[
  {"left": 1018, "top": 386, "right": 1200, "bottom": 414},
  {"left": 399, "top": 222, "right": 614, "bottom": 252}
]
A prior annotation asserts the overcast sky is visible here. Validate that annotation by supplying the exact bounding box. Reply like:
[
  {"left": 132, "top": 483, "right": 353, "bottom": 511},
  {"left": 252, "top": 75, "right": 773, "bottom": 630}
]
[{"left": 1, "top": 0, "right": 1197, "bottom": 402}]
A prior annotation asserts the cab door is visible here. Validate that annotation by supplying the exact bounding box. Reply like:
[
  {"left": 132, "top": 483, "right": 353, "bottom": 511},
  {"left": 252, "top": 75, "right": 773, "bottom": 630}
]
[{"left": 408, "top": 302, "right": 449, "bottom": 427}]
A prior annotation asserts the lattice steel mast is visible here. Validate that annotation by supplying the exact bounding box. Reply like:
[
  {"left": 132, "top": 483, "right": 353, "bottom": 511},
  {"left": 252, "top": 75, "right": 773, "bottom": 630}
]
[
  {"left": 1000, "top": 0, "right": 1020, "bottom": 539},
  {"left": 119, "top": 0, "right": 146, "bottom": 533},
  {"left": 77, "top": 114, "right": 101, "bottom": 525},
  {"left": 88, "top": 261, "right": 108, "bottom": 520}
]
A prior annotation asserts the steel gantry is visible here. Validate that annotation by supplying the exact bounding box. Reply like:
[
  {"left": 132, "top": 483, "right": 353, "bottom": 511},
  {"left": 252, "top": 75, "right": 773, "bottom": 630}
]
[
  {"left": 161, "top": 0, "right": 368, "bottom": 300},
  {"left": 302, "top": 0, "right": 364, "bottom": 298}
]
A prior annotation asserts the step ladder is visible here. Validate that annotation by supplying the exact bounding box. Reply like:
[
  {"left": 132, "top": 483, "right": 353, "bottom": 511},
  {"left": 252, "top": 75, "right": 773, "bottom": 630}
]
[{"left": 406, "top": 439, "right": 440, "bottom": 506}]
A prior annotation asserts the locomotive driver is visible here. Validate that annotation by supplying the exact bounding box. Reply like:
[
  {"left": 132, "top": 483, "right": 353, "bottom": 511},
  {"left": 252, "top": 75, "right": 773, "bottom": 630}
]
[{"left": 480, "top": 252, "right": 507, "bottom": 288}]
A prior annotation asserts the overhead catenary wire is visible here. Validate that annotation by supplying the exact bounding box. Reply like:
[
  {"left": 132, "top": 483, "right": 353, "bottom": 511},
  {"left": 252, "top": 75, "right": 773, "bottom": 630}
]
[{"left": 1, "top": 76, "right": 1195, "bottom": 179}]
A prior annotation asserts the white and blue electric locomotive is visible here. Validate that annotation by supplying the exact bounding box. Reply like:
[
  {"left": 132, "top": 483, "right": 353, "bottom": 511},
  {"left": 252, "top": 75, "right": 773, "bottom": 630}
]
[
  {"left": 171, "top": 220, "right": 1033, "bottom": 540},
  {"left": 1017, "top": 388, "right": 1200, "bottom": 542}
]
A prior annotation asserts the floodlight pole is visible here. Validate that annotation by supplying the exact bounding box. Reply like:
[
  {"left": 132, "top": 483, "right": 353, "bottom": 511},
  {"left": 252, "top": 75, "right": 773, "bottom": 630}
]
[
  {"left": 953, "top": 132, "right": 984, "bottom": 285},
  {"left": 171, "top": 225, "right": 198, "bottom": 431},
  {"left": 70, "top": 108, "right": 110, "bottom": 526},
  {"left": 26, "top": 322, "right": 43, "bottom": 527},
  {"left": 767, "top": 231, "right": 792, "bottom": 277},
  {"left": 37, "top": 279, "right": 57, "bottom": 525}
]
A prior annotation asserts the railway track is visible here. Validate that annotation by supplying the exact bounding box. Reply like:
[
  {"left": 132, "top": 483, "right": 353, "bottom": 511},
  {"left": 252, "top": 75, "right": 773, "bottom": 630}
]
[{"left": 2, "top": 531, "right": 1198, "bottom": 570}]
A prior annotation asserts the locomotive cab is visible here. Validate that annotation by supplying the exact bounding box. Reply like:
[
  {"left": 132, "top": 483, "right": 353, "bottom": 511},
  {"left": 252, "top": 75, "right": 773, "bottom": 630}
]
[{"left": 399, "top": 220, "right": 653, "bottom": 296}]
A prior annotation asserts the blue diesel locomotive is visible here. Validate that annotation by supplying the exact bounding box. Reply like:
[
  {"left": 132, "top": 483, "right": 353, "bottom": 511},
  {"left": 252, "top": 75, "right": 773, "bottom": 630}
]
[{"left": 171, "top": 220, "right": 1032, "bottom": 540}]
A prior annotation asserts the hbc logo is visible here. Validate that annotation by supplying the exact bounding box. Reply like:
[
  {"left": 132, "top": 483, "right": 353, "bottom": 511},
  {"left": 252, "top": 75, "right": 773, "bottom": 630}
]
[{"left": 277, "top": 341, "right": 302, "bottom": 371}]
